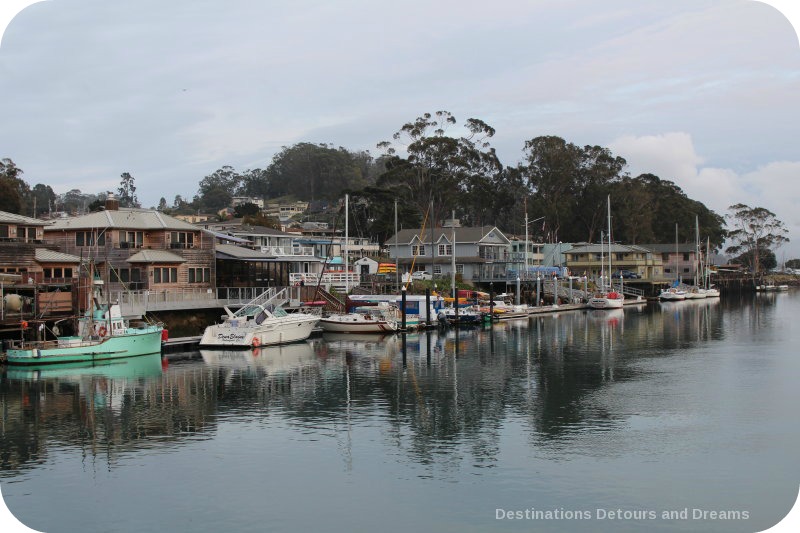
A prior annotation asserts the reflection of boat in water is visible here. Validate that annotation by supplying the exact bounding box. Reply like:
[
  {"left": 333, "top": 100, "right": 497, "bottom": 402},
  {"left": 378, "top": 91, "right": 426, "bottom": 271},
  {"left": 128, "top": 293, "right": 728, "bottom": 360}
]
[
  {"left": 3, "top": 352, "right": 164, "bottom": 381},
  {"left": 200, "top": 342, "right": 316, "bottom": 373},
  {"left": 587, "top": 307, "right": 624, "bottom": 325},
  {"left": 321, "top": 332, "right": 401, "bottom": 358}
]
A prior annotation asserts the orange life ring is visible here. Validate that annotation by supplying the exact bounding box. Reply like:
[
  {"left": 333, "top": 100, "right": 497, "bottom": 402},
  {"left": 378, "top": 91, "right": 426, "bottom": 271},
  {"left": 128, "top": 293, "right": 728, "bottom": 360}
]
[
  {"left": 98, "top": 326, "right": 108, "bottom": 337},
  {"left": 21, "top": 321, "right": 29, "bottom": 329},
  {"left": 252, "top": 337, "right": 261, "bottom": 347}
]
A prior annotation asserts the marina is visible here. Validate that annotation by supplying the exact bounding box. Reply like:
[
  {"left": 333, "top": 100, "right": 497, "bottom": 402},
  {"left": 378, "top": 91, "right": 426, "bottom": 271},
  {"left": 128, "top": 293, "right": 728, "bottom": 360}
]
[{"left": 1, "top": 290, "right": 798, "bottom": 533}]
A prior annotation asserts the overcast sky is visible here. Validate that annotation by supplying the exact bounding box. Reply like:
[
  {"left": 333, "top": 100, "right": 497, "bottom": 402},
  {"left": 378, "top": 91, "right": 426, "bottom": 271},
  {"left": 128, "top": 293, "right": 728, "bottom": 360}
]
[{"left": 1, "top": 1, "right": 799, "bottom": 259}]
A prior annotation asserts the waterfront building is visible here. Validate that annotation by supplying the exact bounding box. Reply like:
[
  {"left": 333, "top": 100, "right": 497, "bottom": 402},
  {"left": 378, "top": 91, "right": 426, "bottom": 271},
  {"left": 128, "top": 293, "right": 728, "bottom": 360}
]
[
  {"left": 43, "top": 194, "right": 216, "bottom": 295},
  {"left": 1, "top": 210, "right": 85, "bottom": 326},
  {"left": 564, "top": 243, "right": 662, "bottom": 280},
  {"left": 639, "top": 243, "right": 701, "bottom": 283},
  {"left": 386, "top": 225, "right": 512, "bottom": 283},
  {"left": 0, "top": 210, "right": 50, "bottom": 280}
]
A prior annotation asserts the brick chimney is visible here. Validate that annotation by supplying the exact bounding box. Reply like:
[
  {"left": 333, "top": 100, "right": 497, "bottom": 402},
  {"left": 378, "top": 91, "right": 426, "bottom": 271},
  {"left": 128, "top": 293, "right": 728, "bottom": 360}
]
[{"left": 105, "top": 192, "right": 120, "bottom": 211}]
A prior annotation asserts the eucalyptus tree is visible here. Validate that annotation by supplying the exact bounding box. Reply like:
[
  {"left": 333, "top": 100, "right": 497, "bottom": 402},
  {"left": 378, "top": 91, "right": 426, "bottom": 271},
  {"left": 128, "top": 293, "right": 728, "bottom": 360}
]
[
  {"left": 31, "top": 184, "right": 57, "bottom": 216},
  {"left": 376, "top": 111, "right": 502, "bottom": 227},
  {"left": 517, "top": 136, "right": 583, "bottom": 242},
  {"left": 265, "top": 143, "right": 373, "bottom": 202},
  {"left": 572, "top": 145, "right": 627, "bottom": 243},
  {"left": 725, "top": 203, "right": 789, "bottom": 274},
  {"left": 117, "top": 172, "right": 140, "bottom": 208},
  {"left": 0, "top": 158, "right": 29, "bottom": 214}
]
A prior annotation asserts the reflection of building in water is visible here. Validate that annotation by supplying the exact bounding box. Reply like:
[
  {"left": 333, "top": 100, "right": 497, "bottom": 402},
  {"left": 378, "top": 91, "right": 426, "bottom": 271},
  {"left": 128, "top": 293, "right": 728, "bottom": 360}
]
[{"left": 1, "top": 299, "right": 733, "bottom": 478}]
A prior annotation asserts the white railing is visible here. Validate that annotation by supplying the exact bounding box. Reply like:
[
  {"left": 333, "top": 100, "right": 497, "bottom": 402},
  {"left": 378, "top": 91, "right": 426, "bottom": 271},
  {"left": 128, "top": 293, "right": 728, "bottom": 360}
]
[
  {"left": 289, "top": 272, "right": 361, "bottom": 292},
  {"left": 115, "top": 286, "right": 275, "bottom": 316}
]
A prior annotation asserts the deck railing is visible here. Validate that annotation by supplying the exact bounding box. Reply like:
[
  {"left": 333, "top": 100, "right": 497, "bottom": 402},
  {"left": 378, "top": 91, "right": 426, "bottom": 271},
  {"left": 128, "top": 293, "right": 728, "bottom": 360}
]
[{"left": 115, "top": 286, "right": 276, "bottom": 316}]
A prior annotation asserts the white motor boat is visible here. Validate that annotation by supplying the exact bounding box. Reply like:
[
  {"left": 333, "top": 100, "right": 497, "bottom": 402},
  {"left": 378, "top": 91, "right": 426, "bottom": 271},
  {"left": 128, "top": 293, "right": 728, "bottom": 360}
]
[
  {"left": 200, "top": 289, "right": 319, "bottom": 348},
  {"left": 589, "top": 291, "right": 624, "bottom": 309}
]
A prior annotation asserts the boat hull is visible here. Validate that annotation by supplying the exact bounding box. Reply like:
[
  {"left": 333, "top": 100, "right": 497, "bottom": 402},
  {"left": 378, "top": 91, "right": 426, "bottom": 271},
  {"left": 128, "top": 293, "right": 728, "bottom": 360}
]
[
  {"left": 4, "top": 327, "right": 163, "bottom": 365},
  {"left": 589, "top": 297, "right": 624, "bottom": 309},
  {"left": 199, "top": 314, "right": 319, "bottom": 348},
  {"left": 319, "top": 316, "right": 397, "bottom": 334}
]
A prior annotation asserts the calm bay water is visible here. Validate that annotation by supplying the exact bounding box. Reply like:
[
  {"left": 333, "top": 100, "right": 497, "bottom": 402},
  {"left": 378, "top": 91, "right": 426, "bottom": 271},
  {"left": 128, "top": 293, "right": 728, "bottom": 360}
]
[{"left": 1, "top": 292, "right": 798, "bottom": 533}]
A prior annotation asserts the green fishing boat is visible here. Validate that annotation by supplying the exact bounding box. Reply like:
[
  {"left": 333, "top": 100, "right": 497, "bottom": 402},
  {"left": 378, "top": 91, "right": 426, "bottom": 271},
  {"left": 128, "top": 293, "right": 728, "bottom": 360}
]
[{"left": 3, "top": 267, "right": 163, "bottom": 366}]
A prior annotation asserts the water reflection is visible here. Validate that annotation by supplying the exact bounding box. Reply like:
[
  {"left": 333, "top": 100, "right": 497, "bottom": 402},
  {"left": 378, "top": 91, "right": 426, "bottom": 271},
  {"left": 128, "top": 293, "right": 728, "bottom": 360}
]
[{"left": 0, "top": 295, "right": 773, "bottom": 478}]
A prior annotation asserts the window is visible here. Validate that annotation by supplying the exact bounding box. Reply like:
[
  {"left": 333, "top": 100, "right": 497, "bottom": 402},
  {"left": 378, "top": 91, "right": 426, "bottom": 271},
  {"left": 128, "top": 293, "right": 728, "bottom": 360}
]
[
  {"left": 0, "top": 225, "right": 8, "bottom": 239},
  {"left": 188, "top": 267, "right": 210, "bottom": 283},
  {"left": 662, "top": 253, "right": 670, "bottom": 262},
  {"left": 616, "top": 253, "right": 624, "bottom": 261},
  {"left": 75, "top": 231, "right": 105, "bottom": 247},
  {"left": 437, "top": 244, "right": 452, "bottom": 256},
  {"left": 171, "top": 231, "right": 195, "bottom": 249},
  {"left": 664, "top": 267, "right": 672, "bottom": 274},
  {"left": 153, "top": 267, "right": 178, "bottom": 284},
  {"left": 43, "top": 267, "right": 74, "bottom": 279},
  {"left": 456, "top": 264, "right": 464, "bottom": 274},
  {"left": 433, "top": 265, "right": 442, "bottom": 275},
  {"left": 411, "top": 245, "right": 425, "bottom": 257},
  {"left": 16, "top": 226, "right": 37, "bottom": 241},
  {"left": 683, "top": 253, "right": 690, "bottom": 261},
  {"left": 111, "top": 267, "right": 142, "bottom": 285},
  {"left": 119, "top": 231, "right": 143, "bottom": 248}
]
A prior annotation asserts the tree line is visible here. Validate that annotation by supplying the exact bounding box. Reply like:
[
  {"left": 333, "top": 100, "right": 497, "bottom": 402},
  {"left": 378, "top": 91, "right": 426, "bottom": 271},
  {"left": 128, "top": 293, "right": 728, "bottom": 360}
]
[{"left": 1, "top": 111, "right": 790, "bottom": 268}]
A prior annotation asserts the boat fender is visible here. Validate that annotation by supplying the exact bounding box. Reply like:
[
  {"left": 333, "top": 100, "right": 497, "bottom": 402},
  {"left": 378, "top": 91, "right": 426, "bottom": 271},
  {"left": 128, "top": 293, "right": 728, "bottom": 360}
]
[
  {"left": 252, "top": 337, "right": 261, "bottom": 347},
  {"left": 33, "top": 349, "right": 41, "bottom": 359},
  {"left": 98, "top": 326, "right": 108, "bottom": 337}
]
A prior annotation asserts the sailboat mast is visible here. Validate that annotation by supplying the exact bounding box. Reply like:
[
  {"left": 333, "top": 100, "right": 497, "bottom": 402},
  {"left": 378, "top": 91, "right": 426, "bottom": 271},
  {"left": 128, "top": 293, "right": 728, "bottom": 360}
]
[
  {"left": 607, "top": 196, "right": 612, "bottom": 288},
  {"left": 451, "top": 210, "right": 456, "bottom": 299},
  {"left": 694, "top": 215, "right": 700, "bottom": 286},
  {"left": 675, "top": 223, "right": 679, "bottom": 283},
  {"left": 344, "top": 194, "right": 349, "bottom": 293},
  {"left": 600, "top": 230, "right": 605, "bottom": 291}
]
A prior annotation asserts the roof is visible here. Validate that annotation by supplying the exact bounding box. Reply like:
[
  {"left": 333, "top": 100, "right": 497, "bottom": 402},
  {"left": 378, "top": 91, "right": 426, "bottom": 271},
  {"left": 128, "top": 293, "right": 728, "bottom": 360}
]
[
  {"left": 46, "top": 208, "right": 200, "bottom": 231},
  {"left": 0, "top": 210, "right": 50, "bottom": 226},
  {"left": 126, "top": 250, "right": 187, "bottom": 263},
  {"left": 215, "top": 244, "right": 324, "bottom": 263},
  {"left": 202, "top": 229, "right": 252, "bottom": 244},
  {"left": 227, "top": 225, "right": 295, "bottom": 237},
  {"left": 567, "top": 243, "right": 652, "bottom": 254},
  {"left": 386, "top": 226, "right": 510, "bottom": 245},
  {"left": 639, "top": 243, "right": 699, "bottom": 253},
  {"left": 35, "top": 249, "right": 82, "bottom": 263}
]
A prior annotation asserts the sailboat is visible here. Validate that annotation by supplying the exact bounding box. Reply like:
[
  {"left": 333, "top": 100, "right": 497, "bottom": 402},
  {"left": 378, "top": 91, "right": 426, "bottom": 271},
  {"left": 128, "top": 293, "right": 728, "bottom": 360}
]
[
  {"left": 589, "top": 196, "right": 624, "bottom": 309},
  {"left": 319, "top": 194, "right": 399, "bottom": 333},
  {"left": 703, "top": 236, "right": 721, "bottom": 298},
  {"left": 683, "top": 216, "right": 707, "bottom": 299},
  {"left": 660, "top": 224, "right": 687, "bottom": 301}
]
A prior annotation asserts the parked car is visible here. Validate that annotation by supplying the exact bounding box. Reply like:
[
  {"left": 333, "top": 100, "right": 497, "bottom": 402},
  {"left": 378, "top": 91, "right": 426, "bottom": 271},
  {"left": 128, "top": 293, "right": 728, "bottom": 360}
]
[
  {"left": 612, "top": 270, "right": 641, "bottom": 279},
  {"left": 411, "top": 270, "right": 433, "bottom": 281}
]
